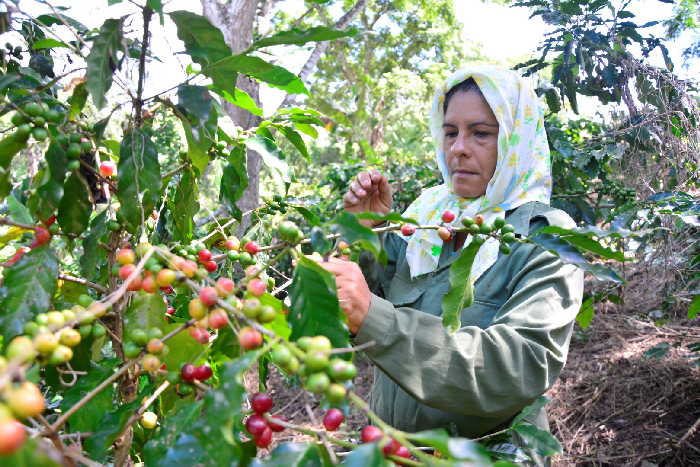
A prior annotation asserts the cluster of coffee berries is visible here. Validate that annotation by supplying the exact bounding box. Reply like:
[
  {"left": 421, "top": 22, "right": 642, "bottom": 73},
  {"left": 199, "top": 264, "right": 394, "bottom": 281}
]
[
  {"left": 461, "top": 215, "right": 516, "bottom": 254},
  {"left": 187, "top": 280, "right": 237, "bottom": 344},
  {"left": 245, "top": 393, "right": 286, "bottom": 448},
  {"left": 222, "top": 235, "right": 260, "bottom": 267},
  {"left": 271, "top": 336, "right": 357, "bottom": 403},
  {"left": 0, "top": 380, "right": 45, "bottom": 454},
  {"left": 10, "top": 100, "right": 64, "bottom": 144},
  {"left": 122, "top": 326, "right": 169, "bottom": 371},
  {"left": 360, "top": 425, "right": 411, "bottom": 462},
  {"left": 258, "top": 194, "right": 289, "bottom": 216},
  {"left": 7, "top": 294, "right": 108, "bottom": 368},
  {"left": 277, "top": 220, "right": 303, "bottom": 244}
]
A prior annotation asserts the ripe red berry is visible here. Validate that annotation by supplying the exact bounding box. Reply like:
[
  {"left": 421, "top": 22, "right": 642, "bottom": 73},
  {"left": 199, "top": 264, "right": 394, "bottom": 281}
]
[
  {"left": 43, "top": 215, "right": 57, "bottom": 227},
  {"left": 199, "top": 287, "right": 218, "bottom": 307},
  {"left": 188, "top": 327, "right": 210, "bottom": 344},
  {"left": 382, "top": 438, "right": 401, "bottom": 456},
  {"left": 245, "top": 414, "right": 268, "bottom": 436},
  {"left": 193, "top": 364, "right": 212, "bottom": 381},
  {"left": 0, "top": 419, "right": 27, "bottom": 455},
  {"left": 253, "top": 426, "right": 272, "bottom": 448},
  {"left": 395, "top": 445, "right": 411, "bottom": 463},
  {"left": 118, "top": 263, "right": 136, "bottom": 280},
  {"left": 251, "top": 393, "right": 273, "bottom": 414},
  {"left": 208, "top": 309, "right": 228, "bottom": 329},
  {"left": 141, "top": 275, "right": 157, "bottom": 293},
  {"left": 30, "top": 227, "right": 51, "bottom": 248},
  {"left": 361, "top": 425, "right": 383, "bottom": 443},
  {"left": 239, "top": 326, "right": 262, "bottom": 350},
  {"left": 322, "top": 408, "right": 344, "bottom": 431},
  {"left": 437, "top": 226, "right": 452, "bottom": 242},
  {"left": 224, "top": 237, "right": 239, "bottom": 251},
  {"left": 198, "top": 249, "right": 212, "bottom": 262},
  {"left": 166, "top": 306, "right": 175, "bottom": 315},
  {"left": 99, "top": 160, "right": 116, "bottom": 177},
  {"left": 215, "top": 277, "right": 235, "bottom": 296},
  {"left": 244, "top": 241, "right": 260, "bottom": 255},
  {"left": 400, "top": 224, "right": 416, "bottom": 236},
  {"left": 203, "top": 260, "right": 218, "bottom": 272},
  {"left": 181, "top": 363, "right": 196, "bottom": 382},
  {"left": 441, "top": 210, "right": 456, "bottom": 223},
  {"left": 126, "top": 274, "right": 143, "bottom": 291},
  {"left": 267, "top": 415, "right": 286, "bottom": 432},
  {"left": 247, "top": 278, "right": 267, "bottom": 297}
]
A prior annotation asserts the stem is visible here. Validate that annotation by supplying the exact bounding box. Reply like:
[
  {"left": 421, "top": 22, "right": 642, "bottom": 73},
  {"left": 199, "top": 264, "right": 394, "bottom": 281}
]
[
  {"left": 121, "top": 380, "right": 171, "bottom": 432},
  {"left": 59, "top": 273, "right": 109, "bottom": 293},
  {"left": 471, "top": 428, "right": 509, "bottom": 442},
  {"left": 329, "top": 340, "right": 375, "bottom": 354},
  {"left": 261, "top": 413, "right": 356, "bottom": 449},
  {"left": 163, "top": 163, "right": 189, "bottom": 179},
  {"left": 134, "top": 6, "right": 153, "bottom": 128}
]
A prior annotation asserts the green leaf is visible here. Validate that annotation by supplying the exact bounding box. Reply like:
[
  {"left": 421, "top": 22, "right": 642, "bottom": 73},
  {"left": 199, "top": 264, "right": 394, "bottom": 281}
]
[
  {"left": 441, "top": 239, "right": 482, "bottom": 333},
  {"left": 214, "top": 86, "right": 263, "bottom": 117},
  {"left": 529, "top": 234, "right": 623, "bottom": 282},
  {"left": 0, "top": 133, "right": 28, "bottom": 200},
  {"left": 7, "top": 195, "right": 33, "bottom": 224},
  {"left": 58, "top": 173, "right": 92, "bottom": 235},
  {"left": 248, "top": 26, "right": 357, "bottom": 52},
  {"left": 84, "top": 390, "right": 145, "bottom": 461},
  {"left": 330, "top": 211, "right": 382, "bottom": 262},
  {"left": 643, "top": 342, "right": 671, "bottom": 360},
  {"left": 279, "top": 126, "right": 309, "bottom": 160},
  {"left": 291, "top": 205, "right": 321, "bottom": 226},
  {"left": 86, "top": 18, "right": 124, "bottom": 109},
  {"left": 576, "top": 297, "right": 595, "bottom": 329},
  {"left": 31, "top": 38, "right": 70, "bottom": 50},
  {"left": 0, "top": 245, "right": 58, "bottom": 342},
  {"left": 210, "top": 54, "right": 308, "bottom": 95},
  {"left": 688, "top": 295, "right": 700, "bottom": 319},
  {"left": 143, "top": 401, "right": 205, "bottom": 466},
  {"left": 123, "top": 291, "right": 168, "bottom": 336},
  {"left": 288, "top": 256, "right": 349, "bottom": 350},
  {"left": 61, "top": 359, "right": 119, "bottom": 433},
  {"left": 175, "top": 85, "right": 217, "bottom": 173},
  {"left": 510, "top": 396, "right": 550, "bottom": 428},
  {"left": 340, "top": 443, "right": 388, "bottom": 466},
  {"left": 259, "top": 293, "right": 291, "bottom": 340},
  {"left": 117, "top": 130, "right": 162, "bottom": 234},
  {"left": 36, "top": 13, "right": 88, "bottom": 32},
  {"left": 446, "top": 438, "right": 492, "bottom": 463},
  {"left": 192, "top": 354, "right": 257, "bottom": 465},
  {"left": 80, "top": 211, "right": 109, "bottom": 282},
  {"left": 171, "top": 168, "right": 199, "bottom": 242},
  {"left": 533, "top": 226, "right": 624, "bottom": 261},
  {"left": 356, "top": 212, "right": 418, "bottom": 225},
  {"left": 310, "top": 226, "right": 332, "bottom": 254},
  {"left": 513, "top": 424, "right": 562, "bottom": 456},
  {"left": 250, "top": 442, "right": 327, "bottom": 466},
  {"left": 161, "top": 323, "right": 202, "bottom": 371},
  {"left": 245, "top": 135, "right": 291, "bottom": 193},
  {"left": 406, "top": 429, "right": 451, "bottom": 457},
  {"left": 219, "top": 145, "right": 248, "bottom": 221},
  {"left": 68, "top": 82, "right": 88, "bottom": 120}
]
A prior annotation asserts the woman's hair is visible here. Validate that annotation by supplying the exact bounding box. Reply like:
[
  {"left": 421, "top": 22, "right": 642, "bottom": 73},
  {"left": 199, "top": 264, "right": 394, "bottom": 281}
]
[{"left": 442, "top": 77, "right": 483, "bottom": 114}]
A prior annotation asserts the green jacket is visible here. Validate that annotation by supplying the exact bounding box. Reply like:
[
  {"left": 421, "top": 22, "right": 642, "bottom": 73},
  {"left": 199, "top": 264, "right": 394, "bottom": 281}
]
[{"left": 354, "top": 201, "right": 583, "bottom": 459}]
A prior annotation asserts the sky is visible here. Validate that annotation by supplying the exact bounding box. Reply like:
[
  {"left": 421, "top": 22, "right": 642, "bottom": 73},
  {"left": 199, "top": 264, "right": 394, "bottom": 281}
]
[{"left": 7, "top": 0, "right": 699, "bottom": 116}]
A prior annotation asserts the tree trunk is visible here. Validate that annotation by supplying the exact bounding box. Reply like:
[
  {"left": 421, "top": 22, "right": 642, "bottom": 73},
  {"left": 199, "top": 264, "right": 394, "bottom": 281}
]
[{"left": 201, "top": 0, "right": 261, "bottom": 229}]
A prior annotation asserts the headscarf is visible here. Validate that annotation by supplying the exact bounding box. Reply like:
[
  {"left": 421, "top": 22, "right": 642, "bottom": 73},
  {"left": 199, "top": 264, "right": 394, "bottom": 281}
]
[{"left": 399, "top": 64, "right": 552, "bottom": 281}]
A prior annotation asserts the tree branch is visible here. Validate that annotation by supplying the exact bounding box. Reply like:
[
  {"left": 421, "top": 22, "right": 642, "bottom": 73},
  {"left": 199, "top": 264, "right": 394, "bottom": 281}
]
[
  {"left": 59, "top": 273, "right": 109, "bottom": 294},
  {"left": 134, "top": 6, "right": 153, "bottom": 128}
]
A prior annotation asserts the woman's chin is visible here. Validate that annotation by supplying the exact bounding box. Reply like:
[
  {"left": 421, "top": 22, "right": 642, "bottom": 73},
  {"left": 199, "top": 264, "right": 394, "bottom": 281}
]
[{"left": 452, "top": 179, "right": 484, "bottom": 198}]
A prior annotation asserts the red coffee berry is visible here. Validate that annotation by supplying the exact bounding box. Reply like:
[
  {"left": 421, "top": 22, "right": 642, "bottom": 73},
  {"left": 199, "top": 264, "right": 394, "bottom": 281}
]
[
  {"left": 322, "top": 408, "right": 344, "bottom": 431},
  {"left": 118, "top": 263, "right": 136, "bottom": 280},
  {"left": 247, "top": 278, "right": 266, "bottom": 297},
  {"left": 267, "top": 415, "right": 286, "bottom": 432},
  {"left": 395, "top": 445, "right": 411, "bottom": 462},
  {"left": 208, "top": 309, "right": 229, "bottom": 329},
  {"left": 361, "top": 425, "right": 383, "bottom": 443},
  {"left": 441, "top": 210, "right": 456, "bottom": 223},
  {"left": 188, "top": 327, "right": 210, "bottom": 344},
  {"left": 253, "top": 426, "right": 272, "bottom": 448},
  {"left": 43, "top": 215, "right": 56, "bottom": 227},
  {"left": 437, "top": 226, "right": 452, "bottom": 242},
  {"left": 0, "top": 419, "right": 27, "bottom": 455},
  {"left": 203, "top": 260, "right": 218, "bottom": 273},
  {"left": 31, "top": 227, "right": 51, "bottom": 248},
  {"left": 382, "top": 438, "right": 401, "bottom": 456},
  {"left": 126, "top": 274, "right": 143, "bottom": 291},
  {"left": 400, "top": 224, "right": 416, "bottom": 236},
  {"left": 198, "top": 249, "right": 212, "bottom": 262},
  {"left": 193, "top": 365, "right": 212, "bottom": 381},
  {"left": 99, "top": 160, "right": 116, "bottom": 177},
  {"left": 166, "top": 306, "right": 175, "bottom": 315},
  {"left": 215, "top": 277, "right": 235, "bottom": 296},
  {"left": 251, "top": 393, "right": 273, "bottom": 414},
  {"left": 245, "top": 414, "right": 268, "bottom": 436},
  {"left": 180, "top": 363, "right": 196, "bottom": 382},
  {"left": 199, "top": 287, "right": 218, "bottom": 307},
  {"left": 244, "top": 241, "right": 260, "bottom": 255},
  {"left": 141, "top": 276, "right": 157, "bottom": 293},
  {"left": 238, "top": 326, "right": 262, "bottom": 350}
]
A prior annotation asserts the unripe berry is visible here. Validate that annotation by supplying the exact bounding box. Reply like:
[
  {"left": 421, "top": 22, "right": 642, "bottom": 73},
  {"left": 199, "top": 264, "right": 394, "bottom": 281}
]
[
  {"left": 215, "top": 277, "right": 235, "bottom": 296},
  {"left": 34, "top": 332, "right": 59, "bottom": 355},
  {"left": 238, "top": 327, "right": 262, "bottom": 350},
  {"left": 400, "top": 224, "right": 416, "bottom": 236},
  {"left": 7, "top": 336, "right": 37, "bottom": 364},
  {"left": 208, "top": 308, "right": 229, "bottom": 329},
  {"left": 141, "top": 354, "right": 161, "bottom": 372},
  {"left": 493, "top": 217, "right": 506, "bottom": 229},
  {"left": 224, "top": 236, "right": 240, "bottom": 251},
  {"left": 141, "top": 275, "right": 157, "bottom": 293},
  {"left": 257, "top": 305, "right": 276, "bottom": 323},
  {"left": 325, "top": 383, "right": 347, "bottom": 404},
  {"left": 323, "top": 408, "right": 344, "bottom": 431},
  {"left": 147, "top": 338, "right": 164, "bottom": 354},
  {"left": 441, "top": 210, "right": 456, "bottom": 223},
  {"left": 6, "top": 382, "right": 45, "bottom": 419},
  {"left": 59, "top": 328, "right": 81, "bottom": 347},
  {"left": 141, "top": 411, "right": 157, "bottom": 429},
  {"left": 116, "top": 248, "right": 136, "bottom": 265},
  {"left": 118, "top": 263, "right": 136, "bottom": 280},
  {"left": 156, "top": 269, "right": 176, "bottom": 287},
  {"left": 304, "top": 372, "right": 330, "bottom": 394},
  {"left": 188, "top": 298, "right": 207, "bottom": 320},
  {"left": 0, "top": 419, "right": 26, "bottom": 455},
  {"left": 474, "top": 214, "right": 485, "bottom": 226},
  {"left": 247, "top": 278, "right": 266, "bottom": 297},
  {"left": 126, "top": 274, "right": 143, "bottom": 291},
  {"left": 437, "top": 226, "right": 452, "bottom": 242}
]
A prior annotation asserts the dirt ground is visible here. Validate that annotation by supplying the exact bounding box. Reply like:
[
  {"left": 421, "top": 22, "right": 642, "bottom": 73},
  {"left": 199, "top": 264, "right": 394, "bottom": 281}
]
[{"left": 250, "top": 305, "right": 700, "bottom": 465}]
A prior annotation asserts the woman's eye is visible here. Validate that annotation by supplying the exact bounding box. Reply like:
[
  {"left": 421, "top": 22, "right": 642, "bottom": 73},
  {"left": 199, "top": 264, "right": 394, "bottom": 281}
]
[
  {"left": 444, "top": 132, "right": 457, "bottom": 138},
  {"left": 475, "top": 131, "right": 491, "bottom": 138}
]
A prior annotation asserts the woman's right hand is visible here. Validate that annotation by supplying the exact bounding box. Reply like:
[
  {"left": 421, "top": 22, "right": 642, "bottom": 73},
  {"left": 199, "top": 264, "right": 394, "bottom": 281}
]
[{"left": 343, "top": 170, "right": 393, "bottom": 227}]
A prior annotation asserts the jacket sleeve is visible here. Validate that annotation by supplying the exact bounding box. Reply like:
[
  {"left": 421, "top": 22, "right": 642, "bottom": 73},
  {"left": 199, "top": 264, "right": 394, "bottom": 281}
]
[{"left": 353, "top": 243, "right": 584, "bottom": 419}]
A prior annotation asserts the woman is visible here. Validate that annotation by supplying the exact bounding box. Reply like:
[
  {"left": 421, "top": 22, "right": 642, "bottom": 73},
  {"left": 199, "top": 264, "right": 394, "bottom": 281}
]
[{"left": 319, "top": 65, "right": 583, "bottom": 465}]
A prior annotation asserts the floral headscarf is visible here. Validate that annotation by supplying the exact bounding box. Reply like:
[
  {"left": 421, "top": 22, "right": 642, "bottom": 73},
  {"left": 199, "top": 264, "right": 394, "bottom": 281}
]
[{"left": 400, "top": 64, "right": 552, "bottom": 280}]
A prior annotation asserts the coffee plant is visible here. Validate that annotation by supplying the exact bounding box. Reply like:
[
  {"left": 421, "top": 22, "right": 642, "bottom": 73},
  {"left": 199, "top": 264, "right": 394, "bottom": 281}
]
[{"left": 0, "top": 1, "right": 659, "bottom": 465}]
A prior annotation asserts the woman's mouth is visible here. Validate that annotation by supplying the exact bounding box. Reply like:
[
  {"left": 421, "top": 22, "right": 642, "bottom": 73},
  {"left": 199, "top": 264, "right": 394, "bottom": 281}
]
[{"left": 452, "top": 169, "right": 478, "bottom": 178}]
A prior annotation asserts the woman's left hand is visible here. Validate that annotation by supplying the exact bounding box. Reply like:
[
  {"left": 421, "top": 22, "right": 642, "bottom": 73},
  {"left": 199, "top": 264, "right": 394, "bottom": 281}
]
[{"left": 315, "top": 257, "right": 371, "bottom": 334}]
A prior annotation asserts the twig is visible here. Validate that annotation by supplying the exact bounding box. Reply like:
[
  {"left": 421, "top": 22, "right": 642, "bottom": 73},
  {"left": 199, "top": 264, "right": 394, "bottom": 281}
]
[
  {"left": 59, "top": 273, "right": 109, "bottom": 294},
  {"left": 163, "top": 163, "right": 188, "bottom": 179},
  {"left": 122, "top": 380, "right": 171, "bottom": 431},
  {"left": 329, "top": 340, "right": 375, "bottom": 354},
  {"left": 134, "top": 6, "right": 153, "bottom": 128},
  {"left": 261, "top": 413, "right": 355, "bottom": 449},
  {"left": 303, "top": 399, "right": 338, "bottom": 464},
  {"left": 0, "top": 217, "right": 37, "bottom": 231}
]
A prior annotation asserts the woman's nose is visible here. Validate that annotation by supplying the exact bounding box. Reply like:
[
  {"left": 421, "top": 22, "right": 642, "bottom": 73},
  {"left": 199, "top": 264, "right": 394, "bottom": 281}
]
[{"left": 450, "top": 134, "right": 469, "bottom": 157}]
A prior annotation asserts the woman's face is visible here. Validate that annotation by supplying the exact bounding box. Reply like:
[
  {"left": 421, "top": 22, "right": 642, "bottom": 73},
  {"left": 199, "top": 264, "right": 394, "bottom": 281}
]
[{"left": 442, "top": 90, "right": 499, "bottom": 198}]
